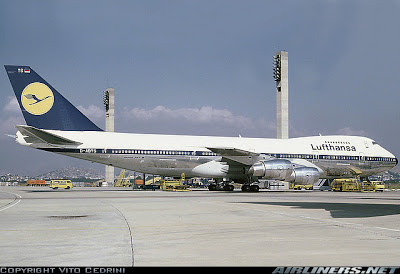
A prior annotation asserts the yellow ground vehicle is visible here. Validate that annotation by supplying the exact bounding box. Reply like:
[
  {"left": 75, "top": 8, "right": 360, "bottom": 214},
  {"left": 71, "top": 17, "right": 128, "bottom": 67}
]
[
  {"left": 293, "top": 184, "right": 313, "bottom": 190},
  {"left": 372, "top": 181, "right": 385, "bottom": 192},
  {"left": 50, "top": 179, "right": 73, "bottom": 189},
  {"left": 115, "top": 169, "right": 133, "bottom": 187},
  {"left": 160, "top": 173, "right": 191, "bottom": 191},
  {"left": 332, "top": 179, "right": 385, "bottom": 192},
  {"left": 361, "top": 181, "right": 375, "bottom": 192},
  {"left": 364, "top": 181, "right": 385, "bottom": 192},
  {"left": 332, "top": 179, "right": 360, "bottom": 192}
]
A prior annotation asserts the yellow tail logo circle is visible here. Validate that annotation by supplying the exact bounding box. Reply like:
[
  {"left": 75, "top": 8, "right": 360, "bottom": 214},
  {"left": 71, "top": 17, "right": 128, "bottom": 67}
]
[{"left": 21, "top": 82, "right": 54, "bottom": 115}]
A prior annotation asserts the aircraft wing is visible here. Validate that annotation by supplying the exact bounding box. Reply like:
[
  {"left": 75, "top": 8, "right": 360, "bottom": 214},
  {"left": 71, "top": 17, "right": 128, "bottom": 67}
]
[
  {"left": 206, "top": 146, "right": 273, "bottom": 166},
  {"left": 16, "top": 125, "right": 82, "bottom": 146},
  {"left": 206, "top": 146, "right": 322, "bottom": 170}
]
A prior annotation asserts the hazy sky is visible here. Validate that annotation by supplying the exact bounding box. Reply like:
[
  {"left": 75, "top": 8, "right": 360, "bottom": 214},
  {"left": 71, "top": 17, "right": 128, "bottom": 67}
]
[{"left": 1, "top": 0, "right": 399, "bottom": 175}]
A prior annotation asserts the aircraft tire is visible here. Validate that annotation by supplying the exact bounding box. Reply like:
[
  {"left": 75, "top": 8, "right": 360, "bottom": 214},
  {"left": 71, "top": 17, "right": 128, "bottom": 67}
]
[
  {"left": 223, "top": 185, "right": 234, "bottom": 191},
  {"left": 241, "top": 185, "right": 251, "bottom": 192},
  {"left": 250, "top": 185, "right": 260, "bottom": 192}
]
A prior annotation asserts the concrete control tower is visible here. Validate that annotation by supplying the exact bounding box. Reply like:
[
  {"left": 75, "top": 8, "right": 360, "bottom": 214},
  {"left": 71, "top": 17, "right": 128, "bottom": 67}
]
[
  {"left": 103, "top": 88, "right": 115, "bottom": 187},
  {"left": 273, "top": 51, "right": 289, "bottom": 139}
]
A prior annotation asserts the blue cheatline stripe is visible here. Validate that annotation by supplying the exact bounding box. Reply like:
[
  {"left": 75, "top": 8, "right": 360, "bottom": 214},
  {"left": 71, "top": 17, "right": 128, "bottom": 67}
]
[{"left": 38, "top": 148, "right": 397, "bottom": 163}]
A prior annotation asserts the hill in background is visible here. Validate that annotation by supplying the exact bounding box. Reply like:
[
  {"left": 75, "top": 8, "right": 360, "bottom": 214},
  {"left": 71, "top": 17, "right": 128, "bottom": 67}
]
[{"left": 34, "top": 167, "right": 104, "bottom": 180}]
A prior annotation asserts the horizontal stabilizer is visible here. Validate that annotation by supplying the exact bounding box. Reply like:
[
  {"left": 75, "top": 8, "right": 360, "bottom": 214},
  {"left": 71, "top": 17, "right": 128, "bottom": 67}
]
[{"left": 16, "top": 125, "right": 82, "bottom": 146}]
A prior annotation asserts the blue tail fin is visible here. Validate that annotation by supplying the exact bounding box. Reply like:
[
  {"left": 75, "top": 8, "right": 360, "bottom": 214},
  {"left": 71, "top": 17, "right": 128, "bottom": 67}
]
[{"left": 4, "top": 65, "right": 102, "bottom": 131}]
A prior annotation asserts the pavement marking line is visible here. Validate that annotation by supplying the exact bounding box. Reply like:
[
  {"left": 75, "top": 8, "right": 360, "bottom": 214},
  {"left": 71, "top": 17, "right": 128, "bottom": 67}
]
[
  {"left": 0, "top": 191, "right": 22, "bottom": 212},
  {"left": 373, "top": 226, "right": 400, "bottom": 233},
  {"left": 104, "top": 202, "right": 135, "bottom": 267}
]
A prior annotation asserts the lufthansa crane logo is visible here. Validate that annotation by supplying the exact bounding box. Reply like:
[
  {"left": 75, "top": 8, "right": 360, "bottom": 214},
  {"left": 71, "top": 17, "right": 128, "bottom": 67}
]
[{"left": 21, "top": 82, "right": 54, "bottom": 115}]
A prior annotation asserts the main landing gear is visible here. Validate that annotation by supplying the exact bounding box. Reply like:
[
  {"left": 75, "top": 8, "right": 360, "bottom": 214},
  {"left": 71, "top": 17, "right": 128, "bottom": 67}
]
[
  {"left": 241, "top": 184, "right": 260, "bottom": 192},
  {"left": 208, "top": 183, "right": 234, "bottom": 191},
  {"left": 208, "top": 179, "right": 260, "bottom": 192}
]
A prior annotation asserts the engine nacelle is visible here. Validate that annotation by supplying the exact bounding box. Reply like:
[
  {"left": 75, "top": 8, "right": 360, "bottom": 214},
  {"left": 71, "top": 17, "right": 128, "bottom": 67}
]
[
  {"left": 191, "top": 160, "right": 229, "bottom": 177},
  {"left": 248, "top": 159, "right": 294, "bottom": 181},
  {"left": 292, "top": 167, "right": 320, "bottom": 185}
]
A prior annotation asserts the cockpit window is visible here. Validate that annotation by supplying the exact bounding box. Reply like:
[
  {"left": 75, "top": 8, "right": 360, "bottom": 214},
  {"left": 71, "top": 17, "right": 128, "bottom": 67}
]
[{"left": 372, "top": 141, "right": 378, "bottom": 145}]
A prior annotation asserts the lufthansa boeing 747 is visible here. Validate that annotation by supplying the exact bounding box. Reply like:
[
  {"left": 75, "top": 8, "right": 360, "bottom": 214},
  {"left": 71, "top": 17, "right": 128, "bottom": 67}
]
[{"left": 4, "top": 65, "right": 398, "bottom": 191}]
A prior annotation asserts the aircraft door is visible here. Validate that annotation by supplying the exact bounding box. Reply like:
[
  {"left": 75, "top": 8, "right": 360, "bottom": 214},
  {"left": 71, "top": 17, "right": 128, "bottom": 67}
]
[
  {"left": 312, "top": 151, "right": 319, "bottom": 163},
  {"left": 359, "top": 152, "right": 365, "bottom": 163}
]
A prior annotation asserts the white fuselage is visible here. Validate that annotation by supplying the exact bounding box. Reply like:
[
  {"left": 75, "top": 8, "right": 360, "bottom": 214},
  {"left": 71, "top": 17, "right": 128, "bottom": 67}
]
[{"left": 17, "top": 130, "right": 397, "bottom": 180}]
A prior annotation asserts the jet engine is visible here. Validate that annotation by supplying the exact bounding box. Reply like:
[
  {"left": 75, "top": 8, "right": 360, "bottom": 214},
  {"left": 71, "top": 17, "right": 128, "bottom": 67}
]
[
  {"left": 248, "top": 159, "right": 294, "bottom": 181},
  {"left": 291, "top": 167, "right": 320, "bottom": 185},
  {"left": 248, "top": 160, "right": 321, "bottom": 184},
  {"left": 191, "top": 160, "right": 229, "bottom": 177}
]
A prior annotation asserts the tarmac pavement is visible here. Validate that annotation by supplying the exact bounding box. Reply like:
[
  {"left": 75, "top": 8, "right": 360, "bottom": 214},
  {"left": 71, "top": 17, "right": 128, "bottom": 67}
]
[{"left": 0, "top": 187, "right": 399, "bottom": 266}]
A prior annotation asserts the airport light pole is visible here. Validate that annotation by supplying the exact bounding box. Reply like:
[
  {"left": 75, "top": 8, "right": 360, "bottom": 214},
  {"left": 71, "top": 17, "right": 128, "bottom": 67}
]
[
  {"left": 103, "top": 88, "right": 115, "bottom": 187},
  {"left": 273, "top": 51, "right": 289, "bottom": 139}
]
